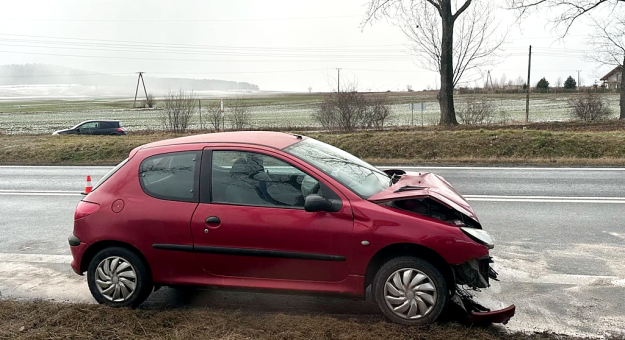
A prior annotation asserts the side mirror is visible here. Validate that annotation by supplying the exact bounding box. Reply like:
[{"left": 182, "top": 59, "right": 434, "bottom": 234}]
[{"left": 304, "top": 194, "right": 334, "bottom": 212}]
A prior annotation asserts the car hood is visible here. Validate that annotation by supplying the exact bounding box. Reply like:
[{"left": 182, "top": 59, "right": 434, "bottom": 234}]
[{"left": 367, "top": 171, "right": 479, "bottom": 223}]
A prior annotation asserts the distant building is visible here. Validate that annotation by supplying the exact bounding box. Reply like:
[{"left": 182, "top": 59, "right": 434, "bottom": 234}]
[{"left": 600, "top": 66, "right": 622, "bottom": 90}]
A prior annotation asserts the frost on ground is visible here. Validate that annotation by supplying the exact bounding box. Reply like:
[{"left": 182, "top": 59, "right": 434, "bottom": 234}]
[
  {"left": 477, "top": 242, "right": 625, "bottom": 338},
  {"left": 0, "top": 89, "right": 620, "bottom": 135}
]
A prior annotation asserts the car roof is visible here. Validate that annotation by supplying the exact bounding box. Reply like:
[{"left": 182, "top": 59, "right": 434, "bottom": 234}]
[
  {"left": 79, "top": 120, "right": 120, "bottom": 123},
  {"left": 139, "top": 131, "right": 306, "bottom": 150}
]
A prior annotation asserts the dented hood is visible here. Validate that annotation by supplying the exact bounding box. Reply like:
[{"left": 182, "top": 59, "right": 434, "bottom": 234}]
[{"left": 368, "top": 171, "right": 479, "bottom": 223}]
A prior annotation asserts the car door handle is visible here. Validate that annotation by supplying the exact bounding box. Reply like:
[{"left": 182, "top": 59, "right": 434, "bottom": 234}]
[{"left": 205, "top": 216, "right": 221, "bottom": 224}]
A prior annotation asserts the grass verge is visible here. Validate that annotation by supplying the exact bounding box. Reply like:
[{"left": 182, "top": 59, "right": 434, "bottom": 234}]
[
  {"left": 1, "top": 127, "right": 624, "bottom": 166},
  {"left": 0, "top": 300, "right": 592, "bottom": 340}
]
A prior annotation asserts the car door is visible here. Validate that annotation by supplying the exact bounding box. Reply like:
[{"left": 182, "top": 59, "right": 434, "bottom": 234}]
[
  {"left": 97, "top": 121, "right": 111, "bottom": 135},
  {"left": 77, "top": 122, "right": 98, "bottom": 134},
  {"left": 190, "top": 147, "right": 355, "bottom": 282}
]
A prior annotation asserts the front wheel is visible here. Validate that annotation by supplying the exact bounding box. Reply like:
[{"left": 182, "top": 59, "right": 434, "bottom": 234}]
[
  {"left": 372, "top": 257, "right": 448, "bottom": 326},
  {"left": 87, "top": 246, "right": 152, "bottom": 307}
]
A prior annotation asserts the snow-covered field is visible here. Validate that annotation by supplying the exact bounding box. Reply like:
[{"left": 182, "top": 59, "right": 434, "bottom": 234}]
[{"left": 0, "top": 85, "right": 620, "bottom": 134}]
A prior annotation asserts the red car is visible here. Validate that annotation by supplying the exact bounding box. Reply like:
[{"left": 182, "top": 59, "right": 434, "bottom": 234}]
[{"left": 69, "top": 131, "right": 514, "bottom": 325}]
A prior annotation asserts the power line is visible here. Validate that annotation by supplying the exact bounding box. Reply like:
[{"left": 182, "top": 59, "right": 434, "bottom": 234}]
[{"left": 0, "top": 15, "right": 361, "bottom": 23}]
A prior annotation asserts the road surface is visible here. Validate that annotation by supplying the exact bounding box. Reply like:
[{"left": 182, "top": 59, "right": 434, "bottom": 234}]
[{"left": 1, "top": 165, "right": 624, "bottom": 337}]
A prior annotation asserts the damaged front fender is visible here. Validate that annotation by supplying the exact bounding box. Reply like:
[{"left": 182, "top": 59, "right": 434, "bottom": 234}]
[
  {"left": 452, "top": 258, "right": 515, "bottom": 324},
  {"left": 453, "top": 258, "right": 495, "bottom": 289}
]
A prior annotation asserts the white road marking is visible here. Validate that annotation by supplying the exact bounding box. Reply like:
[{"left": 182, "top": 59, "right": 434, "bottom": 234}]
[
  {"left": 0, "top": 190, "right": 82, "bottom": 196},
  {"left": 386, "top": 166, "right": 625, "bottom": 171},
  {"left": 466, "top": 197, "right": 625, "bottom": 204},
  {"left": 0, "top": 165, "right": 113, "bottom": 169},
  {"left": 465, "top": 195, "right": 625, "bottom": 200},
  {"left": 605, "top": 232, "right": 625, "bottom": 240}
]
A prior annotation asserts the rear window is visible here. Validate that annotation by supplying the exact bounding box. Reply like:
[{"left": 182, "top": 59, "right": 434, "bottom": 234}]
[
  {"left": 139, "top": 151, "right": 200, "bottom": 202},
  {"left": 92, "top": 158, "right": 129, "bottom": 191}
]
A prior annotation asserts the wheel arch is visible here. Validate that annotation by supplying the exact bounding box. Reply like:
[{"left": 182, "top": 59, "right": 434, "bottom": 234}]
[
  {"left": 80, "top": 240, "right": 151, "bottom": 277},
  {"left": 364, "top": 243, "right": 454, "bottom": 294}
]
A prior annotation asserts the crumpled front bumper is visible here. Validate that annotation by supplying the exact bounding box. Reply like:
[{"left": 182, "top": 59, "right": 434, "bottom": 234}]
[{"left": 452, "top": 257, "right": 516, "bottom": 324}]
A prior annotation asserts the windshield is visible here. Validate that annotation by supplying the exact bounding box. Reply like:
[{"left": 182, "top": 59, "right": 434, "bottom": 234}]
[{"left": 285, "top": 138, "right": 390, "bottom": 198}]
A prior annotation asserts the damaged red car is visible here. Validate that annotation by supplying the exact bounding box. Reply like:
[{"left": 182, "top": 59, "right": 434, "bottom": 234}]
[{"left": 69, "top": 131, "right": 514, "bottom": 325}]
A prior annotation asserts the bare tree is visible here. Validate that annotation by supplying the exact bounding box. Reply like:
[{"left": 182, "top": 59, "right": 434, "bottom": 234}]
[
  {"left": 568, "top": 92, "right": 613, "bottom": 120},
  {"left": 457, "top": 96, "right": 497, "bottom": 124},
  {"left": 508, "top": 0, "right": 625, "bottom": 36},
  {"left": 206, "top": 100, "right": 223, "bottom": 131},
  {"left": 312, "top": 90, "right": 392, "bottom": 131},
  {"left": 163, "top": 89, "right": 196, "bottom": 133},
  {"left": 146, "top": 93, "right": 155, "bottom": 108},
  {"left": 364, "top": 0, "right": 507, "bottom": 125},
  {"left": 586, "top": 14, "right": 625, "bottom": 119},
  {"left": 227, "top": 98, "right": 252, "bottom": 130},
  {"left": 555, "top": 77, "right": 563, "bottom": 93}
]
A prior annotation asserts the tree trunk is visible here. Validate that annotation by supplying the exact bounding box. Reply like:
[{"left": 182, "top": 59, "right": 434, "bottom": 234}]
[
  {"left": 438, "top": 1, "right": 458, "bottom": 125},
  {"left": 620, "top": 57, "right": 624, "bottom": 120}
]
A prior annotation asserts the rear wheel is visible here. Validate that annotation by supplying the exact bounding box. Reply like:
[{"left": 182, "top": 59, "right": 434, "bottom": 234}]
[
  {"left": 372, "top": 257, "right": 447, "bottom": 326},
  {"left": 87, "top": 247, "right": 152, "bottom": 307}
]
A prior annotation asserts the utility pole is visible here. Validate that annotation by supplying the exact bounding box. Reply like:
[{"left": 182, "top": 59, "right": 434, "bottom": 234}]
[
  {"left": 486, "top": 70, "right": 493, "bottom": 92},
  {"left": 525, "top": 45, "right": 532, "bottom": 123},
  {"left": 198, "top": 99, "right": 202, "bottom": 130},
  {"left": 336, "top": 68, "right": 341, "bottom": 93},
  {"left": 133, "top": 72, "right": 149, "bottom": 108},
  {"left": 577, "top": 70, "right": 581, "bottom": 91}
]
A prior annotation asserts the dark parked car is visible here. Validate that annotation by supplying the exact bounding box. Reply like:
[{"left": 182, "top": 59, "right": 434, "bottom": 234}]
[
  {"left": 68, "top": 131, "right": 514, "bottom": 325},
  {"left": 52, "top": 120, "right": 126, "bottom": 135}
]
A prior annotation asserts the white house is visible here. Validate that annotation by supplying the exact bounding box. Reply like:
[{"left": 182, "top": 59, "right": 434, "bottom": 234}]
[{"left": 600, "top": 66, "right": 622, "bottom": 90}]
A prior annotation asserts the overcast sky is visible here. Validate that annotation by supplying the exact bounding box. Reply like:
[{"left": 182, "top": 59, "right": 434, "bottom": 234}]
[{"left": 0, "top": 0, "right": 616, "bottom": 92}]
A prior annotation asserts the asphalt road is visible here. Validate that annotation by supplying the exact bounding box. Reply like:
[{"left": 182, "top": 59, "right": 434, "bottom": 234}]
[{"left": 1, "top": 165, "right": 624, "bottom": 337}]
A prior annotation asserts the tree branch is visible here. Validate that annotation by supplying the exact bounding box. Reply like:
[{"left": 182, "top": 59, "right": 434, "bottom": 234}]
[{"left": 453, "top": 0, "right": 473, "bottom": 21}]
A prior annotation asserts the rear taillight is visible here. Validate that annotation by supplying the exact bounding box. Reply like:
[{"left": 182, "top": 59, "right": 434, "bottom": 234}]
[
  {"left": 117, "top": 127, "right": 126, "bottom": 132},
  {"left": 75, "top": 201, "right": 100, "bottom": 220}
]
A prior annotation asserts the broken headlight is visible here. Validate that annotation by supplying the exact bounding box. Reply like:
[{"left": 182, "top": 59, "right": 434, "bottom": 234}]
[{"left": 460, "top": 227, "right": 494, "bottom": 249}]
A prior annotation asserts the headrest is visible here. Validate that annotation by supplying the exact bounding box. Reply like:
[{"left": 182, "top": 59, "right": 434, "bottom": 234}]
[{"left": 230, "top": 158, "right": 249, "bottom": 174}]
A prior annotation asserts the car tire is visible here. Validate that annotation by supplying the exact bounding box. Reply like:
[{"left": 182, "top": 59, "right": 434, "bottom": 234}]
[
  {"left": 87, "top": 246, "right": 152, "bottom": 307},
  {"left": 372, "top": 256, "right": 447, "bottom": 326}
]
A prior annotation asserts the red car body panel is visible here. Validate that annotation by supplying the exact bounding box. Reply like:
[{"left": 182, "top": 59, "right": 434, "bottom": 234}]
[
  {"left": 368, "top": 172, "right": 478, "bottom": 222},
  {"left": 70, "top": 132, "right": 492, "bottom": 299}
]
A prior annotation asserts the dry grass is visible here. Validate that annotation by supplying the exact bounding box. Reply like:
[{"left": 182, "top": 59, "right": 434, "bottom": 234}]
[
  {"left": 0, "top": 300, "right": 592, "bottom": 340},
  {"left": 1, "top": 124, "right": 624, "bottom": 166}
]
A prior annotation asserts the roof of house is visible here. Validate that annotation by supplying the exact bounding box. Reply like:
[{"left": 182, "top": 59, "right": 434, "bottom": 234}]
[{"left": 600, "top": 65, "right": 622, "bottom": 81}]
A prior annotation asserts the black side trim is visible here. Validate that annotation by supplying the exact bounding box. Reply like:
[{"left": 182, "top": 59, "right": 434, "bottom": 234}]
[
  {"left": 194, "top": 246, "right": 345, "bottom": 261},
  {"left": 153, "top": 244, "right": 194, "bottom": 252},
  {"left": 68, "top": 234, "right": 81, "bottom": 247},
  {"left": 153, "top": 244, "right": 345, "bottom": 261}
]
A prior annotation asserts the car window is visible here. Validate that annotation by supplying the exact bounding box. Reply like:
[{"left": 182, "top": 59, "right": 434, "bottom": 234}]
[
  {"left": 100, "top": 122, "right": 114, "bottom": 129},
  {"left": 139, "top": 151, "right": 200, "bottom": 202},
  {"left": 80, "top": 122, "right": 98, "bottom": 129},
  {"left": 211, "top": 150, "right": 325, "bottom": 209}
]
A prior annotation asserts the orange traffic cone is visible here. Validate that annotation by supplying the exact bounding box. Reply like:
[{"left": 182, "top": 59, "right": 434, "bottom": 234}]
[{"left": 84, "top": 175, "right": 93, "bottom": 194}]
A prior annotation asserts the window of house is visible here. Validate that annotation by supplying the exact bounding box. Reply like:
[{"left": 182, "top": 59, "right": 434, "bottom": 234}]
[{"left": 139, "top": 151, "right": 200, "bottom": 202}]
